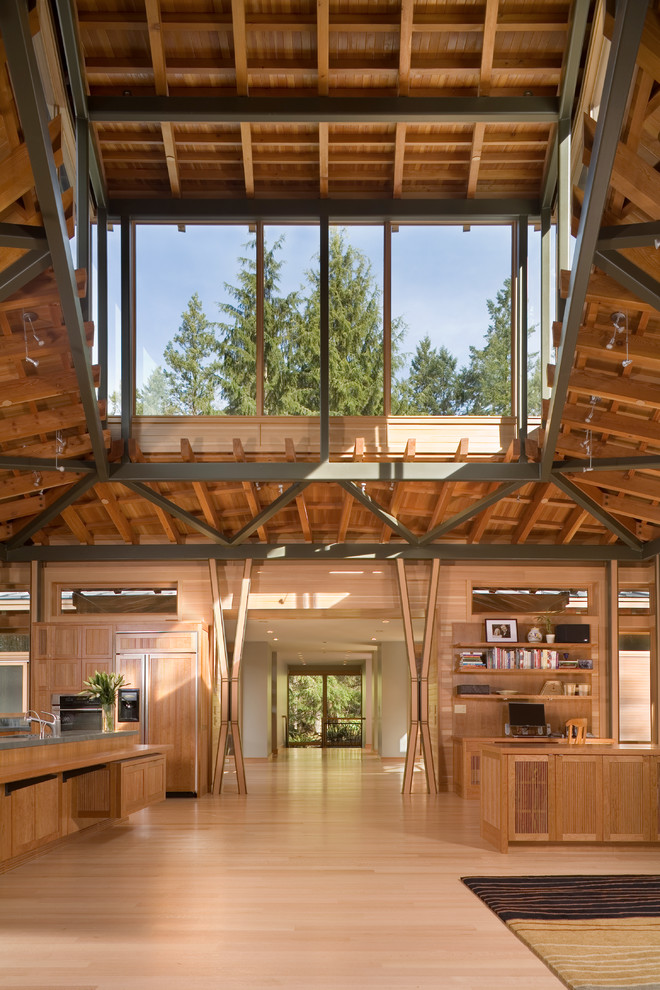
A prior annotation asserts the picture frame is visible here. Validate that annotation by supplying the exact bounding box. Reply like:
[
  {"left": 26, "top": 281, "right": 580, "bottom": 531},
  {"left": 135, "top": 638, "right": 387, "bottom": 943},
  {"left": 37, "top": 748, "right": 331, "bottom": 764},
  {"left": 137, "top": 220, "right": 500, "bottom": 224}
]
[{"left": 485, "top": 619, "right": 518, "bottom": 643}]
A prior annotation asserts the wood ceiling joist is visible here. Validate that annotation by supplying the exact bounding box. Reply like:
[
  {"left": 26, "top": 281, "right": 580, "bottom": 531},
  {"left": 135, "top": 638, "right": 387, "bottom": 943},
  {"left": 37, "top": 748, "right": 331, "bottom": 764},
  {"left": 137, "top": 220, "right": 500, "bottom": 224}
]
[
  {"left": 285, "top": 438, "right": 312, "bottom": 542},
  {"left": 575, "top": 328, "right": 660, "bottom": 371},
  {"left": 60, "top": 505, "right": 94, "bottom": 545},
  {"left": 0, "top": 403, "right": 103, "bottom": 447},
  {"left": 557, "top": 505, "right": 589, "bottom": 544},
  {"left": 570, "top": 470, "right": 660, "bottom": 503},
  {"left": 127, "top": 439, "right": 180, "bottom": 543},
  {"left": 144, "top": 0, "right": 181, "bottom": 198},
  {"left": 0, "top": 368, "right": 99, "bottom": 409},
  {"left": 337, "top": 437, "right": 364, "bottom": 542},
  {"left": 602, "top": 492, "right": 660, "bottom": 527},
  {"left": 0, "top": 268, "right": 87, "bottom": 314},
  {"left": 584, "top": 112, "right": 660, "bottom": 220},
  {"left": 94, "top": 483, "right": 137, "bottom": 544},
  {"left": 393, "top": 122, "right": 406, "bottom": 198},
  {"left": 0, "top": 469, "right": 84, "bottom": 499},
  {"left": 0, "top": 116, "right": 62, "bottom": 216},
  {"left": 317, "top": 0, "right": 329, "bottom": 97},
  {"left": 232, "top": 438, "right": 267, "bottom": 542},
  {"left": 181, "top": 438, "right": 222, "bottom": 532},
  {"left": 466, "top": 441, "right": 516, "bottom": 542},
  {"left": 511, "top": 482, "right": 551, "bottom": 543},
  {"left": 560, "top": 268, "right": 657, "bottom": 314},
  {"left": 560, "top": 367, "right": 660, "bottom": 411},
  {"left": 318, "top": 122, "right": 329, "bottom": 198},
  {"left": 0, "top": 494, "right": 45, "bottom": 523},
  {"left": 479, "top": 0, "right": 499, "bottom": 96},
  {"left": 426, "top": 438, "right": 469, "bottom": 534},
  {"left": 381, "top": 439, "right": 415, "bottom": 544},
  {"left": 0, "top": 321, "right": 94, "bottom": 368},
  {"left": 398, "top": 0, "right": 414, "bottom": 97}
]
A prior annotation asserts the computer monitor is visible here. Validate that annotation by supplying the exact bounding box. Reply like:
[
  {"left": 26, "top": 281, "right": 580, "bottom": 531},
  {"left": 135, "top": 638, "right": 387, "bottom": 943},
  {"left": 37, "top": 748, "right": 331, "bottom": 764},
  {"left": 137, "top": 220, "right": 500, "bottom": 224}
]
[{"left": 508, "top": 701, "right": 546, "bottom": 727}]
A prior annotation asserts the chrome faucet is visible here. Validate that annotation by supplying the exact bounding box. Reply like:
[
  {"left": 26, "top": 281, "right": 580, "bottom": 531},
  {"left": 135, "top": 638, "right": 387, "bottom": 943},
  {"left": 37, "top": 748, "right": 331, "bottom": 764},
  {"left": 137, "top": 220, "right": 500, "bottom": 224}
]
[{"left": 24, "top": 710, "right": 58, "bottom": 739}]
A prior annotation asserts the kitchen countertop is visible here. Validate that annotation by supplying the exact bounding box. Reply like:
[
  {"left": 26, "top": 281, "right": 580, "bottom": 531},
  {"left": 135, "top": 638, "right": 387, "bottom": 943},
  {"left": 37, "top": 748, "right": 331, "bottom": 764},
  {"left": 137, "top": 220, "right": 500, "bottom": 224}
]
[{"left": 0, "top": 730, "right": 139, "bottom": 751}]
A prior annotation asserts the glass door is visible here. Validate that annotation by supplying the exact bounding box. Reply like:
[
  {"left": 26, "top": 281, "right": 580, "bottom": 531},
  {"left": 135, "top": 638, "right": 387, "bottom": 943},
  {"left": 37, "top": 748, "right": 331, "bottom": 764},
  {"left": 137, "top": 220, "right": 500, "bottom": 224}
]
[
  {"left": 287, "top": 673, "right": 323, "bottom": 747},
  {"left": 287, "top": 671, "right": 362, "bottom": 747}
]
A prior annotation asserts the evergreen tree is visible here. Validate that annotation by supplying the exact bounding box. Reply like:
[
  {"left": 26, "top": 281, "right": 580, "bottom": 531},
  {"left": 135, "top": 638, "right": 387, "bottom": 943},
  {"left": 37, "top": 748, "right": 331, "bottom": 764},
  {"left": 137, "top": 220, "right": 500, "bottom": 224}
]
[
  {"left": 136, "top": 366, "right": 177, "bottom": 415},
  {"left": 459, "top": 278, "right": 513, "bottom": 415},
  {"left": 302, "top": 228, "right": 402, "bottom": 415},
  {"left": 215, "top": 237, "right": 307, "bottom": 414},
  {"left": 393, "top": 336, "right": 462, "bottom": 414},
  {"left": 163, "top": 293, "right": 221, "bottom": 414}
]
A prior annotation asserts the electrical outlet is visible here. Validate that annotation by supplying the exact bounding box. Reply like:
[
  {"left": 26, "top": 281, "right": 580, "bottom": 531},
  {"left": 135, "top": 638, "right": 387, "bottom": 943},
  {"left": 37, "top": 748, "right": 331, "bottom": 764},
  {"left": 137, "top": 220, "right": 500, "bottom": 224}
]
[{"left": 454, "top": 703, "right": 467, "bottom": 714}]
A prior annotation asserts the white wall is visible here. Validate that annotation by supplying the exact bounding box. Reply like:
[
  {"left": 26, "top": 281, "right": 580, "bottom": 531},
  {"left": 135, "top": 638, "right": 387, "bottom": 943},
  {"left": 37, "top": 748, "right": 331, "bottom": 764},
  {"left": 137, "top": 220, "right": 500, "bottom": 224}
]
[
  {"left": 240, "top": 642, "right": 272, "bottom": 758},
  {"left": 379, "top": 642, "right": 409, "bottom": 757}
]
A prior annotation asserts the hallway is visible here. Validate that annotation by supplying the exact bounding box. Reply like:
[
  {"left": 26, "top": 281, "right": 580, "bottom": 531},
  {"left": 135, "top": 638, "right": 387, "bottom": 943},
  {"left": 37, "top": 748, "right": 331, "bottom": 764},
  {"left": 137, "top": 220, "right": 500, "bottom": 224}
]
[{"left": 1, "top": 749, "right": 659, "bottom": 989}]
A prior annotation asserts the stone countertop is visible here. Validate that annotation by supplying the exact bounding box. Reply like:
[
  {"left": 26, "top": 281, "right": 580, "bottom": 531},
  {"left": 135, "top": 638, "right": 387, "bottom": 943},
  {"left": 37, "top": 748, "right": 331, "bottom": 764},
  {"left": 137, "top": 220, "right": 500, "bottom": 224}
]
[{"left": 0, "top": 730, "right": 139, "bottom": 751}]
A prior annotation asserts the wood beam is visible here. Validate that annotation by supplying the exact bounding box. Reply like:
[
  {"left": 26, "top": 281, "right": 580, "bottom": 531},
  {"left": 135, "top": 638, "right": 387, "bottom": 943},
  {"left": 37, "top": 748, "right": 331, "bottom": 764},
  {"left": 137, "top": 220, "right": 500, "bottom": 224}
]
[
  {"left": 381, "top": 439, "right": 415, "bottom": 543},
  {"left": 285, "top": 438, "right": 312, "bottom": 541},
  {"left": 558, "top": 366, "right": 660, "bottom": 411},
  {"left": 0, "top": 494, "right": 45, "bottom": 523},
  {"left": 393, "top": 122, "right": 406, "bottom": 198},
  {"left": 231, "top": 0, "right": 249, "bottom": 95},
  {"left": 233, "top": 438, "right": 267, "bottom": 541},
  {"left": 398, "top": 0, "right": 414, "bottom": 96},
  {"left": 479, "top": 0, "right": 499, "bottom": 96},
  {"left": 511, "top": 482, "right": 551, "bottom": 543},
  {"left": 560, "top": 405, "right": 660, "bottom": 448},
  {"left": 94, "top": 483, "right": 137, "bottom": 544},
  {"left": 466, "top": 441, "right": 516, "bottom": 542},
  {"left": 466, "top": 122, "right": 485, "bottom": 198},
  {"left": 602, "top": 492, "right": 660, "bottom": 527},
  {"left": 558, "top": 505, "right": 589, "bottom": 544},
  {"left": 426, "top": 438, "right": 469, "bottom": 533},
  {"left": 60, "top": 505, "right": 93, "bottom": 544},
  {"left": 337, "top": 438, "right": 364, "bottom": 542},
  {"left": 318, "top": 122, "right": 329, "bottom": 198},
  {"left": 569, "top": 470, "right": 660, "bottom": 503},
  {"left": 317, "top": 0, "right": 329, "bottom": 96},
  {"left": 240, "top": 122, "right": 254, "bottom": 197},
  {"left": 127, "top": 439, "right": 180, "bottom": 543},
  {"left": 181, "top": 438, "right": 222, "bottom": 530}
]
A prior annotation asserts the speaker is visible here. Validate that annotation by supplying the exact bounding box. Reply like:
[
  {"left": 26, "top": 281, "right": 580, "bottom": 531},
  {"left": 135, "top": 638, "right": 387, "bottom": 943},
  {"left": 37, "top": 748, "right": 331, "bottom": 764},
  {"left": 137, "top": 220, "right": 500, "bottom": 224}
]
[
  {"left": 456, "top": 684, "right": 490, "bottom": 695},
  {"left": 555, "top": 624, "right": 590, "bottom": 643}
]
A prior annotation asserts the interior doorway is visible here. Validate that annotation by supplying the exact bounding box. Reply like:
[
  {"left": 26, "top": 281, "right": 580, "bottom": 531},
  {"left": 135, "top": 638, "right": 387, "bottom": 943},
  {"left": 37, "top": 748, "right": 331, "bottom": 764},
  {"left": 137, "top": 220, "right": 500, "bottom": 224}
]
[{"left": 287, "top": 667, "right": 363, "bottom": 748}]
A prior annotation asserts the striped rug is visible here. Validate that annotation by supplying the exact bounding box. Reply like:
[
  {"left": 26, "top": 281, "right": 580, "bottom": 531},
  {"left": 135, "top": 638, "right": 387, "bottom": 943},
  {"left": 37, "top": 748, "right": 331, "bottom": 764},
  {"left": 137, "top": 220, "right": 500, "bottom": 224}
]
[{"left": 462, "top": 876, "right": 660, "bottom": 990}]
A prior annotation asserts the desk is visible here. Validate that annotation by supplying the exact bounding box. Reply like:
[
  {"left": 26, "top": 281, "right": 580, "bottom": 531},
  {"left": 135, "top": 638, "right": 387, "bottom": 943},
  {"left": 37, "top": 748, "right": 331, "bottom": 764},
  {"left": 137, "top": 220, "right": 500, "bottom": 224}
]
[
  {"left": 479, "top": 742, "right": 660, "bottom": 852},
  {"left": 452, "top": 735, "right": 614, "bottom": 799}
]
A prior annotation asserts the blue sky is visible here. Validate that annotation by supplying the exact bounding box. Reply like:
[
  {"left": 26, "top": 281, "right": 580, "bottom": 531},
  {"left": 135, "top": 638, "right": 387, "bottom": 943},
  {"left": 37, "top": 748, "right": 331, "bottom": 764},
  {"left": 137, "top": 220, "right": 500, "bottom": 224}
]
[{"left": 99, "top": 222, "right": 544, "bottom": 398}]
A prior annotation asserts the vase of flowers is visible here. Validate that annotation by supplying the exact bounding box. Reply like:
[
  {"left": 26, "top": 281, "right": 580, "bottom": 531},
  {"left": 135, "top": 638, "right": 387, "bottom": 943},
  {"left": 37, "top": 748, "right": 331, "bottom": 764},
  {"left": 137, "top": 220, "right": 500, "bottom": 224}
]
[{"left": 79, "top": 671, "right": 128, "bottom": 733}]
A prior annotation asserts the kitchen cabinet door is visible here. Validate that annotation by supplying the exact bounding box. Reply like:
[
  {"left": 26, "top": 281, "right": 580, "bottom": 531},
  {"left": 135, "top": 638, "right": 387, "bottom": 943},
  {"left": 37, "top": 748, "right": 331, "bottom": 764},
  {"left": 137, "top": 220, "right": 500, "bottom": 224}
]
[
  {"left": 603, "top": 755, "right": 651, "bottom": 841},
  {"left": 148, "top": 654, "right": 196, "bottom": 793}
]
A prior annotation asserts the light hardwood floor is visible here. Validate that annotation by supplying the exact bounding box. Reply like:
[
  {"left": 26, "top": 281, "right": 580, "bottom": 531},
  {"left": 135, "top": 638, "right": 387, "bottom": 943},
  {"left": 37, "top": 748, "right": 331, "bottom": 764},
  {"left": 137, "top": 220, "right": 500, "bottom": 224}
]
[{"left": 2, "top": 748, "right": 660, "bottom": 990}]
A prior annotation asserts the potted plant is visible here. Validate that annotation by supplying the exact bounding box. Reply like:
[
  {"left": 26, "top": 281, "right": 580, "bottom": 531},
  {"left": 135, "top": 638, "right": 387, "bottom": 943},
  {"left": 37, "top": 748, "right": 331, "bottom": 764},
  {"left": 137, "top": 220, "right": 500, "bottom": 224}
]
[
  {"left": 79, "top": 671, "right": 128, "bottom": 733},
  {"left": 536, "top": 615, "right": 555, "bottom": 643}
]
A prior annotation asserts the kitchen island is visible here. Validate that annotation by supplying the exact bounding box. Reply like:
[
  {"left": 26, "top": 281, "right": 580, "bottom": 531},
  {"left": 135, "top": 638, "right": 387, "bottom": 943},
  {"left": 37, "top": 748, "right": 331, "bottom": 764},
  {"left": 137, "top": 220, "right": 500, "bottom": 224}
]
[
  {"left": 480, "top": 741, "right": 660, "bottom": 852},
  {"left": 0, "top": 730, "right": 167, "bottom": 873}
]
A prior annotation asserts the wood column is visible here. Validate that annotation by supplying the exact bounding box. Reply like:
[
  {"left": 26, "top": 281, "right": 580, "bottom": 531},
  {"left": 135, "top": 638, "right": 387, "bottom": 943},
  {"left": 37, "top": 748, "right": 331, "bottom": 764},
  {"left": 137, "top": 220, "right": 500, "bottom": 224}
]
[
  {"left": 397, "top": 559, "right": 439, "bottom": 794},
  {"left": 210, "top": 560, "right": 250, "bottom": 793}
]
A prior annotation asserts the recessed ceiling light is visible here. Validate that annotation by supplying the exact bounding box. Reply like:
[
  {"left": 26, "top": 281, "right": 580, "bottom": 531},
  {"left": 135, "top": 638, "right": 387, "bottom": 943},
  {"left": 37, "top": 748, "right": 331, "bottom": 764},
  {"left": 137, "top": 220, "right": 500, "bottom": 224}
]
[
  {"left": 382, "top": 619, "right": 389, "bottom": 624},
  {"left": 273, "top": 637, "right": 278, "bottom": 641},
  {"left": 267, "top": 629, "right": 274, "bottom": 634}
]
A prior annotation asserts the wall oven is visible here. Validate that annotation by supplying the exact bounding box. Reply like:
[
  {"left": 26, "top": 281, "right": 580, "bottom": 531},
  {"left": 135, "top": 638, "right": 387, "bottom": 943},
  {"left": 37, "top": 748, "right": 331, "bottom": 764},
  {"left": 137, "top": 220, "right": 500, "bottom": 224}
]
[{"left": 52, "top": 694, "right": 103, "bottom": 732}]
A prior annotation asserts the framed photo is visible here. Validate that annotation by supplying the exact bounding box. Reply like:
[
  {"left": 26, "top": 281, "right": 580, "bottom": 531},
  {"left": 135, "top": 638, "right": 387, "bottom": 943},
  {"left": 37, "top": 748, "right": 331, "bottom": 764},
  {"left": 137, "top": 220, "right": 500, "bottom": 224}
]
[{"left": 485, "top": 619, "right": 518, "bottom": 643}]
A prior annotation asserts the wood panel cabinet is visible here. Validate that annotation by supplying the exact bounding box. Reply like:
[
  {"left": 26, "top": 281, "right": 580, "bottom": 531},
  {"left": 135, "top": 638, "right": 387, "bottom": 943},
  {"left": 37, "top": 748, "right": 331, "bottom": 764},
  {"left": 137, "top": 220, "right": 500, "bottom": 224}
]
[
  {"left": 148, "top": 654, "right": 196, "bottom": 792},
  {"left": 118, "top": 756, "right": 166, "bottom": 816},
  {"left": 31, "top": 623, "right": 113, "bottom": 709},
  {"left": 480, "top": 745, "right": 660, "bottom": 851},
  {"left": 603, "top": 755, "right": 651, "bottom": 841},
  {"left": 9, "top": 776, "right": 60, "bottom": 856}
]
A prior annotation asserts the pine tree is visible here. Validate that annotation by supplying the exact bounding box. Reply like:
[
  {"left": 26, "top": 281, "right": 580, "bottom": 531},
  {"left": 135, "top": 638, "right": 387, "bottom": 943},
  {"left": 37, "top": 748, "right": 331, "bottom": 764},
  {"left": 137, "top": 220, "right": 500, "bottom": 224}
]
[
  {"left": 136, "top": 366, "right": 177, "bottom": 415},
  {"left": 393, "top": 336, "right": 462, "bottom": 414},
  {"left": 460, "top": 278, "right": 513, "bottom": 415},
  {"left": 162, "top": 293, "right": 221, "bottom": 415},
  {"left": 302, "top": 228, "right": 395, "bottom": 415},
  {"left": 215, "top": 237, "right": 306, "bottom": 414}
]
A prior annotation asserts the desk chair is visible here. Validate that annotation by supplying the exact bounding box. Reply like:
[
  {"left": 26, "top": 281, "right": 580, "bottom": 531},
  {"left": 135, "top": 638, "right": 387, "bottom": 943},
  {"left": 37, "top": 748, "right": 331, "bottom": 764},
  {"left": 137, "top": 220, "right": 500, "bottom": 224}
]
[{"left": 565, "top": 718, "right": 587, "bottom": 744}]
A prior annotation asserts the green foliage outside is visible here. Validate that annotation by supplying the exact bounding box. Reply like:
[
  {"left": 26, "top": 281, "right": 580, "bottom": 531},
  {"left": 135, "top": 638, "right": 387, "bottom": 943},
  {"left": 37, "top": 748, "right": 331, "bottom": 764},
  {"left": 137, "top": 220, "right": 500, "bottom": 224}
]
[
  {"left": 137, "top": 232, "right": 540, "bottom": 419},
  {"left": 288, "top": 673, "right": 362, "bottom": 746}
]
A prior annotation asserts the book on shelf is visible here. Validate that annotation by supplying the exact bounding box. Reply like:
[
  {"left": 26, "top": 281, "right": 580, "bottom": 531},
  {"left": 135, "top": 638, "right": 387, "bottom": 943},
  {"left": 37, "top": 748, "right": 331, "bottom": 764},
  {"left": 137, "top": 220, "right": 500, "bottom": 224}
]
[
  {"left": 485, "top": 647, "right": 559, "bottom": 670},
  {"left": 458, "top": 650, "right": 486, "bottom": 669}
]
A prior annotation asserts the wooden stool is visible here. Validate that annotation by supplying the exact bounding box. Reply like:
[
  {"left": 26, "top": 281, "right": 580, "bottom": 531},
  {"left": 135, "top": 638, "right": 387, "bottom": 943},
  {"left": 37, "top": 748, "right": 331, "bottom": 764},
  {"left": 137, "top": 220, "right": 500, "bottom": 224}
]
[{"left": 565, "top": 718, "right": 587, "bottom": 744}]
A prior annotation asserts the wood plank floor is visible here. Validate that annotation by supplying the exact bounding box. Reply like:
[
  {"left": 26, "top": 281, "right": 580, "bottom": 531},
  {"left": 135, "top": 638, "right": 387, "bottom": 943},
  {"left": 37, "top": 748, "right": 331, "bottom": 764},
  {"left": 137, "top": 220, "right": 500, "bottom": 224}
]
[{"left": 2, "top": 748, "right": 660, "bottom": 990}]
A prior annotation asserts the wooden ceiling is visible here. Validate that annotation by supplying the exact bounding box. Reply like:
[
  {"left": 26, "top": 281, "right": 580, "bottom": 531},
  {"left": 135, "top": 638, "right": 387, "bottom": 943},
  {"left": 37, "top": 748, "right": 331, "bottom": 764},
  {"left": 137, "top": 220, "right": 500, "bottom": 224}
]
[{"left": 1, "top": 1, "right": 660, "bottom": 558}]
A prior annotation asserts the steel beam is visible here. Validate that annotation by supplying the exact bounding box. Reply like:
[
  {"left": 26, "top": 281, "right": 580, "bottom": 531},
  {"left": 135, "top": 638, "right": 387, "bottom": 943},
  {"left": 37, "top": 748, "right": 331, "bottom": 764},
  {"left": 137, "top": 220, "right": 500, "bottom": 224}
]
[
  {"left": 551, "top": 473, "right": 643, "bottom": 551},
  {"left": 1, "top": 542, "right": 641, "bottom": 563},
  {"left": 594, "top": 249, "right": 660, "bottom": 313},
  {"left": 109, "top": 460, "right": 541, "bottom": 484},
  {"left": 229, "top": 482, "right": 309, "bottom": 545},
  {"left": 540, "top": 207, "right": 552, "bottom": 401},
  {"left": 338, "top": 482, "right": 419, "bottom": 544},
  {"left": 0, "top": 223, "right": 47, "bottom": 250},
  {"left": 0, "top": 1, "right": 109, "bottom": 481},
  {"left": 597, "top": 221, "right": 660, "bottom": 251},
  {"left": 120, "top": 216, "right": 133, "bottom": 445},
  {"left": 541, "top": 0, "right": 590, "bottom": 210},
  {"left": 53, "top": 0, "right": 107, "bottom": 209},
  {"left": 97, "top": 208, "right": 108, "bottom": 408},
  {"left": 4, "top": 474, "right": 98, "bottom": 551},
  {"left": 109, "top": 198, "right": 540, "bottom": 224},
  {"left": 420, "top": 481, "right": 524, "bottom": 544},
  {"left": 0, "top": 249, "right": 52, "bottom": 303},
  {"left": 121, "top": 481, "right": 232, "bottom": 545},
  {"left": 515, "top": 218, "right": 528, "bottom": 457},
  {"left": 541, "top": 0, "right": 649, "bottom": 479},
  {"left": 89, "top": 94, "right": 559, "bottom": 125}
]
